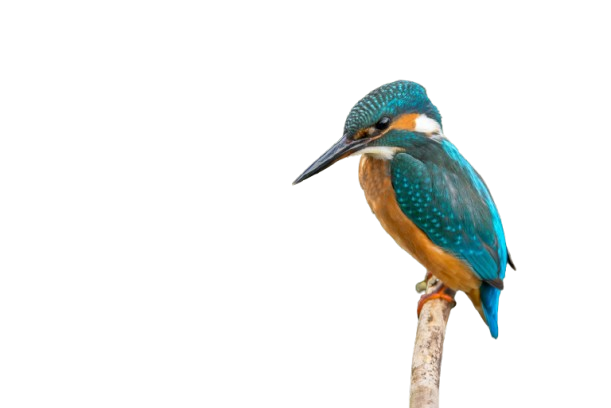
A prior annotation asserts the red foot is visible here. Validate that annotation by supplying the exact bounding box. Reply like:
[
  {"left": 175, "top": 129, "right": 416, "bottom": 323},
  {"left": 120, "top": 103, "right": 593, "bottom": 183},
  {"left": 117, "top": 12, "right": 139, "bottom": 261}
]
[{"left": 417, "top": 285, "right": 456, "bottom": 317}]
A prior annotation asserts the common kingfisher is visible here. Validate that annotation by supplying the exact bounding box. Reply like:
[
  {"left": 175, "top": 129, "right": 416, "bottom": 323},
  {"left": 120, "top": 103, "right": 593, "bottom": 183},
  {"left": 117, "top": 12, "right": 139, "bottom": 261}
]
[{"left": 293, "top": 80, "right": 514, "bottom": 338}]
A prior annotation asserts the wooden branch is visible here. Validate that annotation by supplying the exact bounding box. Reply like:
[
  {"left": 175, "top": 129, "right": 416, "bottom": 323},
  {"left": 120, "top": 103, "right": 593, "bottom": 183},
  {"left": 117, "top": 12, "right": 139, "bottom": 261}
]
[{"left": 409, "top": 274, "right": 456, "bottom": 408}]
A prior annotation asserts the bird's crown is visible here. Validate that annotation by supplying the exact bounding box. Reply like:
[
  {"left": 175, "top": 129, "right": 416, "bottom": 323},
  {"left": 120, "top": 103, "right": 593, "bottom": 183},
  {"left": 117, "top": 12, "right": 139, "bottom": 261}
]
[{"left": 344, "top": 80, "right": 441, "bottom": 136}]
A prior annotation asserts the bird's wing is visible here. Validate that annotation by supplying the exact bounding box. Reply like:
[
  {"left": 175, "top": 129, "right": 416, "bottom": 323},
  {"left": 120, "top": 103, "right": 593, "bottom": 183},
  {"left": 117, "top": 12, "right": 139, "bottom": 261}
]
[{"left": 390, "top": 148, "right": 507, "bottom": 283}]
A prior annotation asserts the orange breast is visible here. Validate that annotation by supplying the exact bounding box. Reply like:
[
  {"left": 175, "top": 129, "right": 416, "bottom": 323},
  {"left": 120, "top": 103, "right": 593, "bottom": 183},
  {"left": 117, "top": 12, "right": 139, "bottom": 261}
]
[{"left": 358, "top": 155, "right": 482, "bottom": 298}]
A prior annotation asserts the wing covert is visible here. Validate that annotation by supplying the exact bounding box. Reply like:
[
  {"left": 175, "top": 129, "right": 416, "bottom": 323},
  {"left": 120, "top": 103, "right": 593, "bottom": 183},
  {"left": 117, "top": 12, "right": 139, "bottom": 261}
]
[{"left": 390, "top": 149, "right": 505, "bottom": 282}]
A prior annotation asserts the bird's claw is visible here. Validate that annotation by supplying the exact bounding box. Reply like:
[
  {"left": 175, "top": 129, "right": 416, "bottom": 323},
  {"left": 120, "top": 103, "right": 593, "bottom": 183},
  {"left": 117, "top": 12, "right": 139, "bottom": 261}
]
[
  {"left": 417, "top": 284, "right": 457, "bottom": 317},
  {"left": 415, "top": 271, "right": 435, "bottom": 293}
]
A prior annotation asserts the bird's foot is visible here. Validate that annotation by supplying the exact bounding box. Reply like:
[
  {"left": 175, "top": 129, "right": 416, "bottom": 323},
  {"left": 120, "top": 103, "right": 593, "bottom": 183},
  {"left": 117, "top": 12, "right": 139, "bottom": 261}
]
[
  {"left": 415, "top": 271, "right": 434, "bottom": 293},
  {"left": 417, "top": 283, "right": 456, "bottom": 317}
]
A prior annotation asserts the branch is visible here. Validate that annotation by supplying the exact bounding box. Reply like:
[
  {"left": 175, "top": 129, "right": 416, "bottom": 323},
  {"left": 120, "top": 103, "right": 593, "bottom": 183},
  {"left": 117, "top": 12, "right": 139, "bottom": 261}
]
[{"left": 409, "top": 274, "right": 456, "bottom": 408}]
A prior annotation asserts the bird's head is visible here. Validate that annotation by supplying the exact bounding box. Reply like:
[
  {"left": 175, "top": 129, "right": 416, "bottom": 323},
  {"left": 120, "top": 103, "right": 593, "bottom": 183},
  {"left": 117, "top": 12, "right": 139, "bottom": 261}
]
[{"left": 293, "top": 80, "right": 443, "bottom": 185}]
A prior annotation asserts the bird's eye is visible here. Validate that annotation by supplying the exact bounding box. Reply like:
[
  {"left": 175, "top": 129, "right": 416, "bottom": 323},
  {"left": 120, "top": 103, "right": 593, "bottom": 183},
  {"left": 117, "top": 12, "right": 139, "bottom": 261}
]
[{"left": 375, "top": 116, "right": 391, "bottom": 130}]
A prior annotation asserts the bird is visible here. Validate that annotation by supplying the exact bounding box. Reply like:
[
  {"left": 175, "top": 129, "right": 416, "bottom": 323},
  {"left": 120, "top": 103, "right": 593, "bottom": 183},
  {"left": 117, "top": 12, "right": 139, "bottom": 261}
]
[{"left": 293, "top": 80, "right": 514, "bottom": 338}]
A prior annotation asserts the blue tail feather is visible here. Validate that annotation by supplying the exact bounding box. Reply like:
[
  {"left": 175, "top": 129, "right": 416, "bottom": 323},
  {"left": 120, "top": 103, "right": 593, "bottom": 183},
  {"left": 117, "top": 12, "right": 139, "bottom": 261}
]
[{"left": 480, "top": 283, "right": 501, "bottom": 338}]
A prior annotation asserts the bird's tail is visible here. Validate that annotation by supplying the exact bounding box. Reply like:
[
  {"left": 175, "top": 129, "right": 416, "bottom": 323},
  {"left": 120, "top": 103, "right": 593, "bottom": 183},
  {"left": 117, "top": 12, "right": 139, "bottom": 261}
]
[{"left": 479, "top": 282, "right": 501, "bottom": 338}]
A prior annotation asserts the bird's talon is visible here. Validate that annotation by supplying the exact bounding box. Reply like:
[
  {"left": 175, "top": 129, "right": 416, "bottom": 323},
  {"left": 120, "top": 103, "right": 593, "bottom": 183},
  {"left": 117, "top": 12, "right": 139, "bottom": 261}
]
[
  {"left": 416, "top": 271, "right": 435, "bottom": 293},
  {"left": 417, "top": 284, "right": 457, "bottom": 317},
  {"left": 415, "top": 280, "right": 428, "bottom": 293}
]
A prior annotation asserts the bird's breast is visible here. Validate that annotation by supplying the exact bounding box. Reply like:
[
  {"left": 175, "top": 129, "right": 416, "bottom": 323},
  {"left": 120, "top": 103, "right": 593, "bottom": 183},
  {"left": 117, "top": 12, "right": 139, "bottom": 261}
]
[{"left": 358, "top": 155, "right": 480, "bottom": 294}]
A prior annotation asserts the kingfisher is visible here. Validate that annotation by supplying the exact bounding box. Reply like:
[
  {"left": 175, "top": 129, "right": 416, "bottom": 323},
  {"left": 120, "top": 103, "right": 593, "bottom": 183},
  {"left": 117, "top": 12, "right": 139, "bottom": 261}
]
[{"left": 293, "top": 80, "right": 514, "bottom": 338}]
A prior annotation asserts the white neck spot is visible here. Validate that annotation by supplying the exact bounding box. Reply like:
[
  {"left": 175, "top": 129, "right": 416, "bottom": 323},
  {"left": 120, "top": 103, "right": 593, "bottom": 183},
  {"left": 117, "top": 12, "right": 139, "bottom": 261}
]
[{"left": 414, "top": 115, "right": 444, "bottom": 139}]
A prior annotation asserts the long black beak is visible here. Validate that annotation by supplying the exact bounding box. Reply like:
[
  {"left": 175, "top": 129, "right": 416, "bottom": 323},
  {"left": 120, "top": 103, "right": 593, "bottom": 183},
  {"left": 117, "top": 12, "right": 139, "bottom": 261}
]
[{"left": 293, "top": 133, "right": 366, "bottom": 185}]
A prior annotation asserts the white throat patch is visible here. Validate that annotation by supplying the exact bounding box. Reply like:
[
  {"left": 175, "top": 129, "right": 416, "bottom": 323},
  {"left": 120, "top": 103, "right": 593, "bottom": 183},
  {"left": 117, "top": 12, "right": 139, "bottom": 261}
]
[{"left": 351, "top": 146, "right": 402, "bottom": 160}]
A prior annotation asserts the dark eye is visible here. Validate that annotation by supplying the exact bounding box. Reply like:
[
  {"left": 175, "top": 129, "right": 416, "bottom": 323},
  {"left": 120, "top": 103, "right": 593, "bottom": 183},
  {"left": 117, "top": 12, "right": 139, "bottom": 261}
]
[{"left": 375, "top": 116, "right": 391, "bottom": 130}]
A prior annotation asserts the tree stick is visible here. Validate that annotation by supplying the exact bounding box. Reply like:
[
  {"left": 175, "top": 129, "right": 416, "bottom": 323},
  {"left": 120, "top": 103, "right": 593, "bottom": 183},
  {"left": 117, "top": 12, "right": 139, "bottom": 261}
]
[{"left": 409, "top": 274, "right": 456, "bottom": 408}]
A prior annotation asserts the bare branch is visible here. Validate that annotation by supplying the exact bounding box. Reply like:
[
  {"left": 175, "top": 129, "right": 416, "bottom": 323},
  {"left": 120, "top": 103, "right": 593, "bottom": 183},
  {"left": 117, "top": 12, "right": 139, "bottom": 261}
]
[{"left": 409, "top": 274, "right": 456, "bottom": 408}]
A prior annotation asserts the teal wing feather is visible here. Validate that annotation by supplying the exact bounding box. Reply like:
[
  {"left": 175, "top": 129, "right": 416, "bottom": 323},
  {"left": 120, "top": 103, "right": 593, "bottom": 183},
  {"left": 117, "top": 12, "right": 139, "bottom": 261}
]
[
  {"left": 390, "top": 140, "right": 510, "bottom": 338},
  {"left": 391, "top": 151, "right": 507, "bottom": 282}
]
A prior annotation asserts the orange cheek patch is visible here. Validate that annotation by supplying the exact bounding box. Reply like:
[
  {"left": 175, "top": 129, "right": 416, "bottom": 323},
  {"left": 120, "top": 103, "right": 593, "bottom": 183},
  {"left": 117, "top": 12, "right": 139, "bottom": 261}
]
[{"left": 390, "top": 113, "right": 419, "bottom": 131}]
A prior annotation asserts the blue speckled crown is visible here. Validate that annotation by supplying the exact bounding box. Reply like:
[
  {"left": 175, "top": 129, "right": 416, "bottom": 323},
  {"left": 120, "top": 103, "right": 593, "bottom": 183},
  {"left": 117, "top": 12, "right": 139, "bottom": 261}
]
[{"left": 344, "top": 80, "right": 442, "bottom": 135}]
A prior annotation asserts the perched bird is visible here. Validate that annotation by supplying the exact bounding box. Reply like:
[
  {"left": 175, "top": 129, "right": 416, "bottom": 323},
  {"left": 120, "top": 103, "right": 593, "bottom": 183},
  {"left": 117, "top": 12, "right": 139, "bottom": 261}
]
[{"left": 293, "top": 80, "right": 514, "bottom": 338}]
